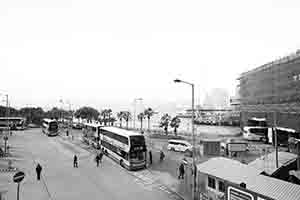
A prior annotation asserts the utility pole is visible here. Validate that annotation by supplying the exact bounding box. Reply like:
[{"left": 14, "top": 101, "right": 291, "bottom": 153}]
[
  {"left": 5, "top": 94, "right": 9, "bottom": 154},
  {"left": 133, "top": 98, "right": 143, "bottom": 129},
  {"left": 274, "top": 111, "right": 278, "bottom": 168},
  {"left": 174, "top": 79, "right": 197, "bottom": 200}
]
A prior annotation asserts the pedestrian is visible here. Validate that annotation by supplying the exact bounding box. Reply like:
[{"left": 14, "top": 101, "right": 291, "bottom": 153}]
[
  {"left": 73, "top": 155, "right": 78, "bottom": 168},
  {"left": 36, "top": 163, "right": 42, "bottom": 181},
  {"left": 160, "top": 150, "right": 165, "bottom": 162},
  {"left": 95, "top": 154, "right": 100, "bottom": 167},
  {"left": 99, "top": 151, "right": 103, "bottom": 163},
  {"left": 149, "top": 150, "right": 152, "bottom": 165},
  {"left": 178, "top": 163, "right": 185, "bottom": 179}
]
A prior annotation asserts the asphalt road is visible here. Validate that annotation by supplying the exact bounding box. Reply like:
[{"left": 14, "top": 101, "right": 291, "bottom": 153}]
[{"left": 1, "top": 129, "right": 181, "bottom": 200}]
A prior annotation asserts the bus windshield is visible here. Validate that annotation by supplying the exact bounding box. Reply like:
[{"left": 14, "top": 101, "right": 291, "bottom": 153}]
[
  {"left": 130, "top": 136, "right": 145, "bottom": 146},
  {"left": 49, "top": 122, "right": 58, "bottom": 131}
]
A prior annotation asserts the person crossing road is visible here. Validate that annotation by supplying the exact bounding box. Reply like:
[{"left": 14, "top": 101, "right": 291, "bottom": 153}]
[
  {"left": 73, "top": 155, "right": 78, "bottom": 168},
  {"left": 36, "top": 163, "right": 42, "bottom": 181}
]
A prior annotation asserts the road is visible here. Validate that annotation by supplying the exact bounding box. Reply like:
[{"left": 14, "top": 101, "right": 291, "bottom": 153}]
[{"left": 1, "top": 129, "right": 182, "bottom": 200}]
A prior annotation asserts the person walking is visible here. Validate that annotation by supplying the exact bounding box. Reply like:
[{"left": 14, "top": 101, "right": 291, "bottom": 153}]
[
  {"left": 95, "top": 154, "right": 100, "bottom": 167},
  {"left": 159, "top": 150, "right": 165, "bottom": 162},
  {"left": 36, "top": 163, "right": 42, "bottom": 181},
  {"left": 178, "top": 163, "right": 185, "bottom": 179},
  {"left": 99, "top": 151, "right": 103, "bottom": 163},
  {"left": 149, "top": 150, "right": 152, "bottom": 165},
  {"left": 73, "top": 155, "right": 78, "bottom": 168}
]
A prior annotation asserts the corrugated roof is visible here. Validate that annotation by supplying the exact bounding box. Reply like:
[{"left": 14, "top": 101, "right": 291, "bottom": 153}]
[
  {"left": 248, "top": 151, "right": 298, "bottom": 175},
  {"left": 197, "top": 157, "right": 300, "bottom": 200},
  {"left": 246, "top": 175, "right": 300, "bottom": 200},
  {"left": 197, "top": 157, "right": 261, "bottom": 183}
]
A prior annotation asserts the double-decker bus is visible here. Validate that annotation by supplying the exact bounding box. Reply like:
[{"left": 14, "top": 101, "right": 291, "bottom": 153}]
[
  {"left": 99, "top": 126, "right": 147, "bottom": 170},
  {"left": 0, "top": 117, "right": 26, "bottom": 130},
  {"left": 82, "top": 122, "right": 102, "bottom": 149},
  {"left": 42, "top": 119, "right": 59, "bottom": 136}
]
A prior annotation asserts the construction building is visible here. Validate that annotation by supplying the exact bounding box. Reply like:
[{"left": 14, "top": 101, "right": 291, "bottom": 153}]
[{"left": 238, "top": 50, "right": 300, "bottom": 131}]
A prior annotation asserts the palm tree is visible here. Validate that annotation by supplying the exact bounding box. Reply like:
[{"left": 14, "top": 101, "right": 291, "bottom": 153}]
[
  {"left": 100, "top": 109, "right": 112, "bottom": 126},
  {"left": 117, "top": 111, "right": 124, "bottom": 127},
  {"left": 170, "top": 116, "right": 181, "bottom": 136},
  {"left": 137, "top": 112, "right": 145, "bottom": 132},
  {"left": 144, "top": 108, "right": 155, "bottom": 132},
  {"left": 122, "top": 111, "right": 131, "bottom": 129},
  {"left": 159, "top": 113, "right": 171, "bottom": 135}
]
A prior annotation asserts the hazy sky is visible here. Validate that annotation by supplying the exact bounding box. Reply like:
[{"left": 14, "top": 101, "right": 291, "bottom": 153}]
[{"left": 1, "top": 0, "right": 300, "bottom": 111}]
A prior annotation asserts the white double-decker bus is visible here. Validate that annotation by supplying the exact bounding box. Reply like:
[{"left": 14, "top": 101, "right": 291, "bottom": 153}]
[
  {"left": 99, "top": 126, "right": 147, "bottom": 170},
  {"left": 42, "top": 118, "right": 59, "bottom": 136}
]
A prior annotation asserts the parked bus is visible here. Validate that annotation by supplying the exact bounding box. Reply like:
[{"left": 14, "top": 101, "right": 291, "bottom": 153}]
[
  {"left": 242, "top": 118, "right": 268, "bottom": 141},
  {"left": 243, "top": 118, "right": 299, "bottom": 145},
  {"left": 0, "top": 117, "right": 26, "bottom": 130},
  {"left": 42, "top": 119, "right": 59, "bottom": 136},
  {"left": 99, "top": 126, "right": 147, "bottom": 170},
  {"left": 82, "top": 122, "right": 102, "bottom": 149}
]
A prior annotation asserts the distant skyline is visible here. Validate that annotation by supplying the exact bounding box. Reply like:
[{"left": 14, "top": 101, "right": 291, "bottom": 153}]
[{"left": 1, "top": 0, "right": 300, "bottom": 111}]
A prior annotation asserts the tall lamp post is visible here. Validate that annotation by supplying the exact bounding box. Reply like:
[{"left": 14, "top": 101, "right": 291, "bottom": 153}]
[
  {"left": 60, "top": 99, "right": 73, "bottom": 139},
  {"left": 174, "top": 79, "right": 196, "bottom": 200},
  {"left": 133, "top": 98, "right": 143, "bottom": 129}
]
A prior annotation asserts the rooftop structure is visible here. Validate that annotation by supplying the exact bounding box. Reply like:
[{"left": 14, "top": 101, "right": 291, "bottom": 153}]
[
  {"left": 197, "top": 157, "right": 261, "bottom": 184},
  {"left": 248, "top": 151, "right": 298, "bottom": 175},
  {"left": 197, "top": 157, "right": 300, "bottom": 200}
]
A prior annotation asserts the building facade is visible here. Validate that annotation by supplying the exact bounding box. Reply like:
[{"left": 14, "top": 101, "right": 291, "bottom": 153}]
[{"left": 238, "top": 50, "right": 300, "bottom": 131}]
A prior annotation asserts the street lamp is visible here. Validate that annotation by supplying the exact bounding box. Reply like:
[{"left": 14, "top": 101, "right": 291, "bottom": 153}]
[
  {"left": 133, "top": 98, "right": 143, "bottom": 129},
  {"left": 174, "top": 79, "right": 197, "bottom": 200},
  {"left": 59, "top": 99, "right": 73, "bottom": 139}
]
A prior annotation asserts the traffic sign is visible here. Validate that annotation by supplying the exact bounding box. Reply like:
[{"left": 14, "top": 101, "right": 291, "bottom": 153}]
[{"left": 13, "top": 171, "right": 25, "bottom": 183}]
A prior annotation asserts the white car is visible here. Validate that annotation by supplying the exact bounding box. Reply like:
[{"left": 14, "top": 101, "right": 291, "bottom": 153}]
[{"left": 167, "top": 139, "right": 193, "bottom": 152}]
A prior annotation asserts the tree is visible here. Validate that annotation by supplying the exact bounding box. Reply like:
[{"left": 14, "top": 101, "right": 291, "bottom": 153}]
[
  {"left": 0, "top": 106, "right": 19, "bottom": 117},
  {"left": 137, "top": 112, "right": 145, "bottom": 131},
  {"left": 109, "top": 117, "right": 116, "bottom": 126},
  {"left": 117, "top": 112, "right": 125, "bottom": 127},
  {"left": 144, "top": 108, "right": 155, "bottom": 132},
  {"left": 100, "top": 109, "right": 112, "bottom": 126},
  {"left": 74, "top": 107, "right": 99, "bottom": 121},
  {"left": 19, "top": 107, "right": 45, "bottom": 125},
  {"left": 46, "top": 107, "right": 66, "bottom": 120},
  {"left": 122, "top": 111, "right": 131, "bottom": 129},
  {"left": 159, "top": 113, "right": 171, "bottom": 135},
  {"left": 170, "top": 116, "right": 181, "bottom": 136}
]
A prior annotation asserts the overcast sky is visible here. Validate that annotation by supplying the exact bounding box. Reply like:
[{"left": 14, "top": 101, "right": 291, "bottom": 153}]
[{"left": 1, "top": 0, "right": 300, "bottom": 111}]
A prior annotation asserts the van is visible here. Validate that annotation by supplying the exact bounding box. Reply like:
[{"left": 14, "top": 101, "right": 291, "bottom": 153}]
[{"left": 167, "top": 139, "right": 192, "bottom": 152}]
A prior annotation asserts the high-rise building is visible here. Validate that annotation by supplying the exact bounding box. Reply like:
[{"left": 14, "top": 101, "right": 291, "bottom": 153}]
[{"left": 238, "top": 50, "right": 300, "bottom": 131}]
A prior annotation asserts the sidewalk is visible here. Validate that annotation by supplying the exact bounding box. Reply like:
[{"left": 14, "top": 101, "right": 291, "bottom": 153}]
[{"left": 0, "top": 131, "right": 50, "bottom": 200}]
